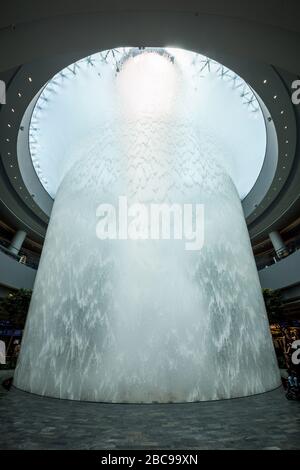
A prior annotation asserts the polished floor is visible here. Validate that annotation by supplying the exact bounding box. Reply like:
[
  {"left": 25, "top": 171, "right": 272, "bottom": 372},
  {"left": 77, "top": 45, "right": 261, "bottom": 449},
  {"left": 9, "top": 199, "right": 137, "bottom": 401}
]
[{"left": 0, "top": 375, "right": 299, "bottom": 450}]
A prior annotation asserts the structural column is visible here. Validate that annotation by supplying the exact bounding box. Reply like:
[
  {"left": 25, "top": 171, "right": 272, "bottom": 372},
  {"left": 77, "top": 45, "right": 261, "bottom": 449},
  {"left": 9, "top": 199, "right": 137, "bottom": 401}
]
[
  {"left": 8, "top": 230, "right": 26, "bottom": 256},
  {"left": 269, "top": 230, "right": 288, "bottom": 259}
]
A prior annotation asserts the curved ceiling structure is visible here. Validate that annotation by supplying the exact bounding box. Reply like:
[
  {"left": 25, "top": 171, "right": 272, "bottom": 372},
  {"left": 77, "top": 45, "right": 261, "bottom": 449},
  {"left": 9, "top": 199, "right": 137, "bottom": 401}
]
[
  {"left": 0, "top": 1, "right": 300, "bottom": 246},
  {"left": 0, "top": 1, "right": 300, "bottom": 73},
  {"left": 27, "top": 47, "right": 267, "bottom": 200}
]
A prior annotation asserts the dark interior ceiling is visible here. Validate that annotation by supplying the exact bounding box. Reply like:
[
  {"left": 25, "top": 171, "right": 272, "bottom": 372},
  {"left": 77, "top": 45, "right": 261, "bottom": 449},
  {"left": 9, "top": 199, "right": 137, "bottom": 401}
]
[{"left": 0, "top": 1, "right": 300, "bottom": 73}]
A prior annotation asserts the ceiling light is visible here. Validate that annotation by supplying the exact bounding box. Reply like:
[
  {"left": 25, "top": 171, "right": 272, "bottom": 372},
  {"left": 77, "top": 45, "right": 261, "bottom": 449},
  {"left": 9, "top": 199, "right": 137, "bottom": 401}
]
[
  {"left": 273, "top": 95, "right": 277, "bottom": 99},
  {"left": 11, "top": 108, "right": 15, "bottom": 112},
  {"left": 18, "top": 92, "right": 22, "bottom": 97},
  {"left": 28, "top": 77, "right": 32, "bottom": 82},
  {"left": 263, "top": 79, "right": 267, "bottom": 84}
]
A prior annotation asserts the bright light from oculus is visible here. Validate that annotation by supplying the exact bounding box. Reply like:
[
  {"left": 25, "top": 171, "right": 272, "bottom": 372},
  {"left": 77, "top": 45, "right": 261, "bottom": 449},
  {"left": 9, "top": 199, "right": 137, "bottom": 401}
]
[
  {"left": 28, "top": 47, "right": 267, "bottom": 200},
  {"left": 116, "top": 51, "right": 178, "bottom": 116}
]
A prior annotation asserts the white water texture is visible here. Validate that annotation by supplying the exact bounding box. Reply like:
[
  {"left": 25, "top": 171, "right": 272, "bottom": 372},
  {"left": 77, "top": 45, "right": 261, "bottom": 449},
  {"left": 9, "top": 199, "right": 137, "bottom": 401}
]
[{"left": 14, "top": 50, "right": 280, "bottom": 402}]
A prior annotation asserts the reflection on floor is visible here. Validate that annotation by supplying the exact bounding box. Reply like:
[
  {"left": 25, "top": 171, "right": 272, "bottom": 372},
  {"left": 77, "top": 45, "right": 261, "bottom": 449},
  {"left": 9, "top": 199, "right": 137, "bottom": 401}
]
[{"left": 0, "top": 385, "right": 299, "bottom": 449}]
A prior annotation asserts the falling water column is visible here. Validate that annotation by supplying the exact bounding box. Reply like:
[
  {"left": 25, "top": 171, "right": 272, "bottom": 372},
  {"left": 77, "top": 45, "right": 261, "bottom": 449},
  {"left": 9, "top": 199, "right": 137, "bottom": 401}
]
[{"left": 14, "top": 51, "right": 280, "bottom": 402}]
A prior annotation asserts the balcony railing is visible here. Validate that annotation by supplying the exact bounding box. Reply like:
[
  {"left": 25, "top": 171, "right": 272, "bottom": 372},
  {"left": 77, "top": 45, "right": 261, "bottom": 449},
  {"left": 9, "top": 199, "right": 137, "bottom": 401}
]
[
  {"left": 0, "top": 239, "right": 39, "bottom": 270},
  {"left": 256, "top": 240, "right": 300, "bottom": 271}
]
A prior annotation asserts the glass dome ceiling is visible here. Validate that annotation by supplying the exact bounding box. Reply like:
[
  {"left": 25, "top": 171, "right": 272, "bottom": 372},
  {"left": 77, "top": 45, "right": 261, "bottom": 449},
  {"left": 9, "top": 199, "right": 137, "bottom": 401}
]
[{"left": 29, "top": 47, "right": 267, "bottom": 200}]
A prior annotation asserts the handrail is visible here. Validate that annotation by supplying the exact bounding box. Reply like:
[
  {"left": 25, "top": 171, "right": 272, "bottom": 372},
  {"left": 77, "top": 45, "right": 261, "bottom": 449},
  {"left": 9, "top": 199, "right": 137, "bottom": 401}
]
[
  {"left": 256, "top": 242, "right": 300, "bottom": 271},
  {"left": 0, "top": 241, "right": 39, "bottom": 270}
]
